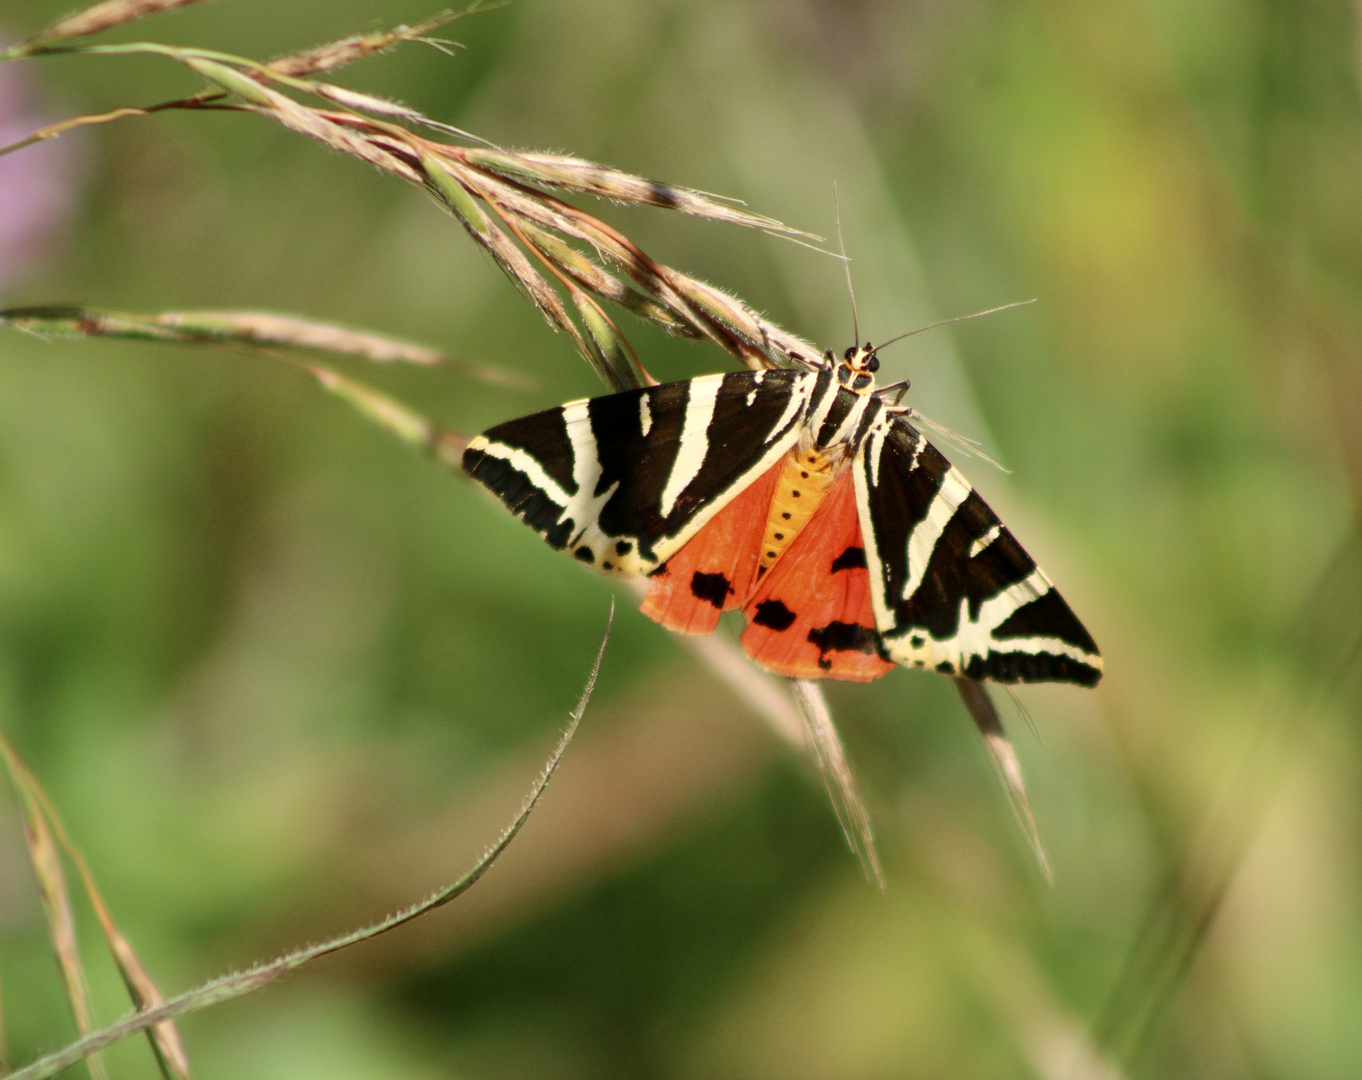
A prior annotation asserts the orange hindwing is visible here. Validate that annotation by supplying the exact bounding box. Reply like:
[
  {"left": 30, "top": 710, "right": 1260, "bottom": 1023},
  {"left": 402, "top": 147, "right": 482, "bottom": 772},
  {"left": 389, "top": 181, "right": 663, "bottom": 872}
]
[
  {"left": 740, "top": 469, "right": 894, "bottom": 681},
  {"left": 640, "top": 459, "right": 783, "bottom": 634}
]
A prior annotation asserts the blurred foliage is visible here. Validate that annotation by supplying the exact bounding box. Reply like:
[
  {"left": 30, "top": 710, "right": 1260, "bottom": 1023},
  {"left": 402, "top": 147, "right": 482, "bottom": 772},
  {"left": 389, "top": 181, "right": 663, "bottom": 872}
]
[{"left": 1, "top": 0, "right": 1360, "bottom": 1077}]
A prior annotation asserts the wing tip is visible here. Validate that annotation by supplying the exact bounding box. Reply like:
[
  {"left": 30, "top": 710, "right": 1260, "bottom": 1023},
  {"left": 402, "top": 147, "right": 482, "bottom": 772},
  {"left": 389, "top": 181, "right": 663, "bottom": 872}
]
[{"left": 965, "top": 649, "right": 1103, "bottom": 687}]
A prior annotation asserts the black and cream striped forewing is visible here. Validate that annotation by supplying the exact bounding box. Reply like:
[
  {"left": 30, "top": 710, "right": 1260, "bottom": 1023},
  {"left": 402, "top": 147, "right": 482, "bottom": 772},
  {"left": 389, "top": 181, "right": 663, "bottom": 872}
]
[
  {"left": 463, "top": 369, "right": 818, "bottom": 576},
  {"left": 853, "top": 416, "right": 1102, "bottom": 686}
]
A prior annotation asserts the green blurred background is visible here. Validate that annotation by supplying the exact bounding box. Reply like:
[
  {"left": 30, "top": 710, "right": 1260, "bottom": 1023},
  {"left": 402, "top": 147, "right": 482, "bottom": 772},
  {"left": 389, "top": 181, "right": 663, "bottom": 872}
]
[{"left": 2, "top": 0, "right": 1360, "bottom": 1076}]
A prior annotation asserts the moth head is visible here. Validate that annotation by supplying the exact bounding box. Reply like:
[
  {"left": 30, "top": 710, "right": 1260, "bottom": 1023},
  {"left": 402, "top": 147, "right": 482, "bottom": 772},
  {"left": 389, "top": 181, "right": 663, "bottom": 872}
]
[{"left": 835, "top": 341, "right": 880, "bottom": 394}]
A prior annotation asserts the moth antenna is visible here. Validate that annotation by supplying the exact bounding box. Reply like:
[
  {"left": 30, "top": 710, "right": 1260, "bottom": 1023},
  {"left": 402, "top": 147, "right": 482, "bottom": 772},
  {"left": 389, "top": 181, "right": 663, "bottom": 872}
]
[
  {"left": 874, "top": 299, "right": 1036, "bottom": 354},
  {"left": 833, "top": 183, "right": 859, "bottom": 347}
]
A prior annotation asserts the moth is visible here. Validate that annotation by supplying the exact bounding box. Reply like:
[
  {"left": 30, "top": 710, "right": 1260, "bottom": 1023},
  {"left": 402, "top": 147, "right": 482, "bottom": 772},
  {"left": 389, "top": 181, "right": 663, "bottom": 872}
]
[{"left": 462, "top": 344, "right": 1101, "bottom": 687}]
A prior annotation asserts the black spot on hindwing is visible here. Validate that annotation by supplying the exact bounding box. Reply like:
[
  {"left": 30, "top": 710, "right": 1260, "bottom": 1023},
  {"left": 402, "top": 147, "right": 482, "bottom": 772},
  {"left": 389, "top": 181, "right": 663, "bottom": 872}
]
[
  {"left": 830, "top": 546, "right": 866, "bottom": 572},
  {"left": 690, "top": 571, "right": 732, "bottom": 609},
  {"left": 752, "top": 599, "right": 797, "bottom": 631},
  {"left": 807, "top": 620, "right": 883, "bottom": 659}
]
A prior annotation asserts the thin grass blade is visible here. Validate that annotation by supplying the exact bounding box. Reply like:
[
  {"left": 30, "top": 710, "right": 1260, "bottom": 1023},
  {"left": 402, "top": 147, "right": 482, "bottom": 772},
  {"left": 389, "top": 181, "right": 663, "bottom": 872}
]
[
  {"left": 5, "top": 606, "right": 612, "bottom": 1080},
  {"left": 301, "top": 363, "right": 468, "bottom": 471},
  {"left": 23, "top": 777, "right": 193, "bottom": 1079},
  {"left": 789, "top": 679, "right": 883, "bottom": 889},
  {"left": 954, "top": 677, "right": 1052, "bottom": 883},
  {"left": 1, "top": 307, "right": 527, "bottom": 387},
  {"left": 0, "top": 740, "right": 109, "bottom": 1080}
]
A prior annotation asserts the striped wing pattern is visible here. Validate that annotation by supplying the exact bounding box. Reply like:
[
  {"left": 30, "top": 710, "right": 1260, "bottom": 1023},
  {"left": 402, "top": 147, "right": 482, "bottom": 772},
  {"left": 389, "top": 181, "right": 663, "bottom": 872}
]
[
  {"left": 464, "top": 366, "right": 1102, "bottom": 687},
  {"left": 853, "top": 415, "right": 1102, "bottom": 686},
  {"left": 462, "top": 370, "right": 817, "bottom": 577}
]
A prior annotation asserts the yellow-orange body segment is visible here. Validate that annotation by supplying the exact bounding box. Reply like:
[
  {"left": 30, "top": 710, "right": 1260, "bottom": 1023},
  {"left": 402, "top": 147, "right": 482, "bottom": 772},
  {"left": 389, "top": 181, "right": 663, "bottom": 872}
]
[{"left": 758, "top": 443, "right": 846, "bottom": 573}]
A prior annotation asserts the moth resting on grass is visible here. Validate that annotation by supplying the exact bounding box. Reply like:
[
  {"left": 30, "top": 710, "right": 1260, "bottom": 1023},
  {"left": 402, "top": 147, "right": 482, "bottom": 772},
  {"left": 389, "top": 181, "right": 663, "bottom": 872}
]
[{"left": 463, "top": 343, "right": 1101, "bottom": 687}]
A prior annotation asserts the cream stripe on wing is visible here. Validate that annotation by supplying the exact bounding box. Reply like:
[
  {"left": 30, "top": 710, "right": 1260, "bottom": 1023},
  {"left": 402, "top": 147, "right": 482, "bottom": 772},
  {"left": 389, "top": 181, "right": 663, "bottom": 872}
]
[
  {"left": 466, "top": 434, "right": 573, "bottom": 508},
  {"left": 901, "top": 466, "right": 973, "bottom": 601},
  {"left": 744, "top": 368, "right": 766, "bottom": 407},
  {"left": 766, "top": 374, "right": 813, "bottom": 446},
  {"left": 969, "top": 524, "right": 1002, "bottom": 559},
  {"left": 889, "top": 568, "right": 1100, "bottom": 673},
  {"left": 950, "top": 569, "right": 1098, "bottom": 666},
  {"left": 852, "top": 436, "right": 895, "bottom": 639},
  {"left": 563, "top": 400, "right": 603, "bottom": 504},
  {"left": 639, "top": 372, "right": 817, "bottom": 565},
  {"left": 659, "top": 378, "right": 722, "bottom": 516}
]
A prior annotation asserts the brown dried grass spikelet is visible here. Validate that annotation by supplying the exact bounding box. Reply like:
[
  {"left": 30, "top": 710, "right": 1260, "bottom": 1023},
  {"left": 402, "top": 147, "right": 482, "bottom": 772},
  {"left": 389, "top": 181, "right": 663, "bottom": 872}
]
[
  {"left": 9, "top": 5, "right": 829, "bottom": 386},
  {"left": 266, "top": 10, "right": 474, "bottom": 77},
  {"left": 21, "top": 0, "right": 207, "bottom": 51}
]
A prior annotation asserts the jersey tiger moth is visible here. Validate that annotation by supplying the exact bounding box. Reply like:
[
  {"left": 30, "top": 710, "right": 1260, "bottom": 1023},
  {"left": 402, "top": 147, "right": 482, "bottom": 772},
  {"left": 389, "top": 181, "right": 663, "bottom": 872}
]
[{"left": 462, "top": 344, "right": 1101, "bottom": 687}]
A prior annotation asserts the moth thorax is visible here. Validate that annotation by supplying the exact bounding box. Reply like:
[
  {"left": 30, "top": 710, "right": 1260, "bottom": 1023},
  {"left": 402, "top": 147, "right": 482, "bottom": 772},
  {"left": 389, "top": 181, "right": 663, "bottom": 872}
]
[{"left": 758, "top": 443, "right": 847, "bottom": 573}]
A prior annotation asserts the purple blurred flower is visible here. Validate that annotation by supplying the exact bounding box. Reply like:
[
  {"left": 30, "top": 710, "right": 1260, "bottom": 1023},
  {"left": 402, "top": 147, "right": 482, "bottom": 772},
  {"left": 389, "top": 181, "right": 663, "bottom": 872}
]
[{"left": 0, "top": 60, "right": 84, "bottom": 295}]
